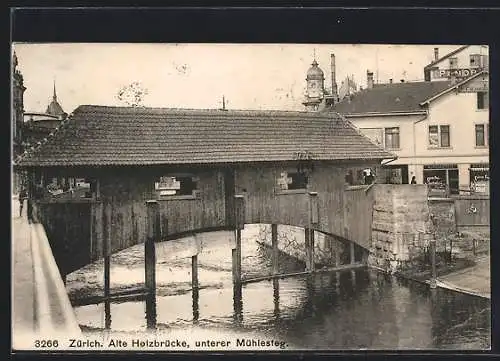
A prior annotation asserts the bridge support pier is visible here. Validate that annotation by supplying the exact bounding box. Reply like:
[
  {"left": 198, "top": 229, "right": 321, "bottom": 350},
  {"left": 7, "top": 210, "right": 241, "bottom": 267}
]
[
  {"left": 305, "top": 228, "right": 315, "bottom": 272},
  {"left": 145, "top": 200, "right": 159, "bottom": 330},
  {"left": 232, "top": 195, "right": 245, "bottom": 323},
  {"left": 103, "top": 201, "right": 112, "bottom": 329},
  {"left": 271, "top": 224, "right": 279, "bottom": 275}
]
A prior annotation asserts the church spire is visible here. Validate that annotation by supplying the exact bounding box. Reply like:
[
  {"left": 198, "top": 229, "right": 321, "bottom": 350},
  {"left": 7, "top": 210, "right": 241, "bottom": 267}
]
[
  {"left": 46, "top": 79, "right": 65, "bottom": 118},
  {"left": 53, "top": 79, "right": 58, "bottom": 101}
]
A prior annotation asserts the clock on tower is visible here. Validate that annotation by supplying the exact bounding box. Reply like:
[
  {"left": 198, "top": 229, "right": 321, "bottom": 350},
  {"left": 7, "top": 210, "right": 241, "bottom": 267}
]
[{"left": 303, "top": 59, "right": 325, "bottom": 111}]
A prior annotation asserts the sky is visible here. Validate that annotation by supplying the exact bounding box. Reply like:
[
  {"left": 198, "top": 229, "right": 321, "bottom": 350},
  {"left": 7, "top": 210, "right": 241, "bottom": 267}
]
[{"left": 13, "top": 43, "right": 461, "bottom": 114}]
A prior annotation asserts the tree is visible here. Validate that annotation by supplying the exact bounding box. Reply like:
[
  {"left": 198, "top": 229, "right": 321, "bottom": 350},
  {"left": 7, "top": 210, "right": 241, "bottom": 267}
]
[{"left": 116, "top": 81, "right": 149, "bottom": 107}]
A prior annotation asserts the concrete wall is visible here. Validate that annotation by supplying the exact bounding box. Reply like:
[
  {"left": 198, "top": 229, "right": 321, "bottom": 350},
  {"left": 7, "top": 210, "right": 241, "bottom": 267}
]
[{"left": 369, "top": 184, "right": 431, "bottom": 272}]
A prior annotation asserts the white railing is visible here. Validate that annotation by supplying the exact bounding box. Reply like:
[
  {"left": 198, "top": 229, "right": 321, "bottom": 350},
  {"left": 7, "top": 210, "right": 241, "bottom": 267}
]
[{"left": 29, "top": 202, "right": 81, "bottom": 337}]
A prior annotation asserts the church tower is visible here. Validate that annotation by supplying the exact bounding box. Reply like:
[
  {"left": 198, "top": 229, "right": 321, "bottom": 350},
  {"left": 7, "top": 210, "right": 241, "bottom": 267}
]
[
  {"left": 302, "top": 58, "right": 325, "bottom": 111},
  {"left": 12, "top": 51, "right": 26, "bottom": 194},
  {"left": 12, "top": 51, "right": 26, "bottom": 158},
  {"left": 46, "top": 81, "right": 66, "bottom": 119}
]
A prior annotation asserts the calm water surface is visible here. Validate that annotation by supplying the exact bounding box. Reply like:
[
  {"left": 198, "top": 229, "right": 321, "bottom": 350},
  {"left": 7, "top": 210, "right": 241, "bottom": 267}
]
[{"left": 69, "top": 225, "right": 491, "bottom": 350}]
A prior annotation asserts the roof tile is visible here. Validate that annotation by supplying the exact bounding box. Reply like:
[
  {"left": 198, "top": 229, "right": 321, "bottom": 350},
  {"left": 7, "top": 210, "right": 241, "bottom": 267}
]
[
  {"left": 16, "top": 105, "right": 395, "bottom": 167},
  {"left": 333, "top": 81, "right": 452, "bottom": 115}
]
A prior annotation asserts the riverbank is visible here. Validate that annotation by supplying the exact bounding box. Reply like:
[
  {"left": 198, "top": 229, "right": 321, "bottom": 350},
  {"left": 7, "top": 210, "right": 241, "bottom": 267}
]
[
  {"left": 377, "top": 255, "right": 490, "bottom": 300},
  {"left": 436, "top": 256, "right": 490, "bottom": 299}
]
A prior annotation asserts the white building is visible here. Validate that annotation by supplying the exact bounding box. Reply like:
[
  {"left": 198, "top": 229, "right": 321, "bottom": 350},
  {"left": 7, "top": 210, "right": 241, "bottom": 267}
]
[
  {"left": 424, "top": 45, "right": 489, "bottom": 82},
  {"left": 330, "top": 46, "right": 489, "bottom": 195}
]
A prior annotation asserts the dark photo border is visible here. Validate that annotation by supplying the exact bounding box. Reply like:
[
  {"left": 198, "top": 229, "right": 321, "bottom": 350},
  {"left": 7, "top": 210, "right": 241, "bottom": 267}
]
[{"left": 7, "top": 4, "right": 500, "bottom": 361}]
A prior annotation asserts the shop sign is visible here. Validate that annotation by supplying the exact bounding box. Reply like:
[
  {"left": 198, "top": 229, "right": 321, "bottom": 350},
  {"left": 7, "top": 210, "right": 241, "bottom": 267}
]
[
  {"left": 437, "top": 68, "right": 481, "bottom": 79},
  {"left": 155, "top": 176, "right": 181, "bottom": 196}
]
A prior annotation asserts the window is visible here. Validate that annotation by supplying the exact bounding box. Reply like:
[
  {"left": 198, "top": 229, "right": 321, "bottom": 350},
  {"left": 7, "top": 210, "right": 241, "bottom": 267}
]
[
  {"left": 155, "top": 176, "right": 198, "bottom": 197},
  {"left": 449, "top": 57, "right": 458, "bottom": 69},
  {"left": 475, "top": 124, "right": 488, "bottom": 147},
  {"left": 429, "top": 125, "right": 451, "bottom": 148},
  {"left": 384, "top": 127, "right": 400, "bottom": 149},
  {"left": 428, "top": 126, "right": 439, "bottom": 147},
  {"left": 477, "top": 92, "right": 489, "bottom": 110},
  {"left": 277, "top": 171, "right": 308, "bottom": 191},
  {"left": 470, "top": 54, "right": 482, "bottom": 67},
  {"left": 440, "top": 125, "right": 450, "bottom": 148}
]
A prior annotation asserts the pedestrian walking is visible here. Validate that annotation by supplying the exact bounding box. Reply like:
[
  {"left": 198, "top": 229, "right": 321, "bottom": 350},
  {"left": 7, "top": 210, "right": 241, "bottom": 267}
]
[
  {"left": 411, "top": 176, "right": 417, "bottom": 184},
  {"left": 19, "top": 188, "right": 27, "bottom": 217}
]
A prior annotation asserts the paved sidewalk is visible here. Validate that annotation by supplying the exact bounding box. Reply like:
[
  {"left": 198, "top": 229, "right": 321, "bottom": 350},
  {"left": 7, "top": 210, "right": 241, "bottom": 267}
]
[
  {"left": 12, "top": 197, "right": 36, "bottom": 334},
  {"left": 437, "top": 256, "right": 490, "bottom": 299}
]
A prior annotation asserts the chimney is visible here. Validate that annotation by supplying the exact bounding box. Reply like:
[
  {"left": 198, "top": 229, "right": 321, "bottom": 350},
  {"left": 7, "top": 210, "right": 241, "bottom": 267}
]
[
  {"left": 389, "top": 78, "right": 393, "bottom": 84},
  {"left": 330, "top": 53, "right": 339, "bottom": 102},
  {"left": 366, "top": 70, "right": 374, "bottom": 89},
  {"left": 434, "top": 47, "right": 439, "bottom": 61}
]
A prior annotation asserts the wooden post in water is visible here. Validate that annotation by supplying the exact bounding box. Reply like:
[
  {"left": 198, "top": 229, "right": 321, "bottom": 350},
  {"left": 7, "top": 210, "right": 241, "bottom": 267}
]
[
  {"left": 145, "top": 200, "right": 159, "bottom": 329},
  {"left": 271, "top": 224, "right": 279, "bottom": 275},
  {"left": 233, "top": 195, "right": 245, "bottom": 285},
  {"left": 103, "top": 201, "right": 112, "bottom": 329},
  {"left": 273, "top": 278, "right": 280, "bottom": 320},
  {"left": 145, "top": 200, "right": 159, "bottom": 293},
  {"left": 192, "top": 254, "right": 199, "bottom": 290},
  {"left": 335, "top": 240, "right": 341, "bottom": 267},
  {"left": 430, "top": 239, "right": 437, "bottom": 289},
  {"left": 309, "top": 229, "right": 315, "bottom": 272},
  {"left": 307, "top": 192, "right": 318, "bottom": 273},
  {"left": 305, "top": 228, "right": 312, "bottom": 272},
  {"left": 192, "top": 241, "right": 199, "bottom": 323},
  {"left": 232, "top": 195, "right": 245, "bottom": 324}
]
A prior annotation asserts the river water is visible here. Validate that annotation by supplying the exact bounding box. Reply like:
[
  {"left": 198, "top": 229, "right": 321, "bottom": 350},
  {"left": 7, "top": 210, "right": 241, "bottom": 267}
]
[{"left": 67, "top": 225, "right": 491, "bottom": 351}]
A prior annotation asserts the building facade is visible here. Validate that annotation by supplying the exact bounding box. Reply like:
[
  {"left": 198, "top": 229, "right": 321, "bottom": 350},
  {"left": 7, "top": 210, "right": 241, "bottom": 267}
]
[
  {"left": 331, "top": 46, "right": 489, "bottom": 196},
  {"left": 424, "top": 45, "right": 489, "bottom": 82}
]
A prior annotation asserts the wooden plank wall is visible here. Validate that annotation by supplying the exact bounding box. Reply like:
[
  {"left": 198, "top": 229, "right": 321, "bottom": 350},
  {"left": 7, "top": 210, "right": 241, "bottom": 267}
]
[
  {"left": 38, "top": 202, "right": 93, "bottom": 276},
  {"left": 235, "top": 162, "right": 375, "bottom": 246},
  {"left": 95, "top": 169, "right": 226, "bottom": 257},
  {"left": 342, "top": 186, "right": 375, "bottom": 250}
]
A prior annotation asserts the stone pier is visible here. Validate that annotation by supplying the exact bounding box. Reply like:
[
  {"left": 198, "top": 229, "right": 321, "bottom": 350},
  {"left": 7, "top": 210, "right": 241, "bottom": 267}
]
[{"left": 369, "top": 185, "right": 431, "bottom": 273}]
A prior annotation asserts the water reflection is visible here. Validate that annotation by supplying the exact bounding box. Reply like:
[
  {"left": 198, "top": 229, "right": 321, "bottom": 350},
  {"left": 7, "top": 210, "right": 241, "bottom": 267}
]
[
  {"left": 192, "top": 287, "right": 199, "bottom": 324},
  {"left": 72, "top": 226, "right": 490, "bottom": 350},
  {"left": 273, "top": 279, "right": 280, "bottom": 320},
  {"left": 145, "top": 292, "right": 156, "bottom": 330},
  {"left": 104, "top": 298, "right": 111, "bottom": 329},
  {"left": 233, "top": 283, "right": 243, "bottom": 325}
]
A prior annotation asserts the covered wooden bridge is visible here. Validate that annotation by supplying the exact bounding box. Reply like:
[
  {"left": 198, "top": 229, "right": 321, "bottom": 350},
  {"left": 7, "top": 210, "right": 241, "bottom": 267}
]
[{"left": 15, "top": 105, "right": 394, "bottom": 286}]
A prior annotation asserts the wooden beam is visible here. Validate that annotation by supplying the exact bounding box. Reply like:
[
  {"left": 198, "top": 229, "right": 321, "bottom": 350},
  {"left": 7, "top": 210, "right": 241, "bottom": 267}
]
[
  {"left": 145, "top": 200, "right": 159, "bottom": 330},
  {"left": 271, "top": 224, "right": 279, "bottom": 275},
  {"left": 241, "top": 263, "right": 365, "bottom": 284},
  {"left": 305, "top": 228, "right": 315, "bottom": 272},
  {"left": 103, "top": 201, "right": 111, "bottom": 329},
  {"left": 233, "top": 195, "right": 244, "bottom": 286},
  {"left": 335, "top": 239, "right": 341, "bottom": 267},
  {"left": 192, "top": 254, "right": 199, "bottom": 290},
  {"left": 145, "top": 200, "right": 159, "bottom": 294}
]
